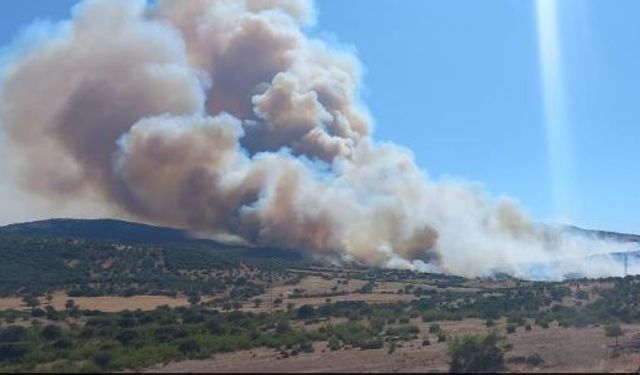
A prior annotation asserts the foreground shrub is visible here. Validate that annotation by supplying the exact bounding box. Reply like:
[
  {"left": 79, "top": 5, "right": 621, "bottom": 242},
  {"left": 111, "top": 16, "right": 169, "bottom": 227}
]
[
  {"left": 92, "top": 351, "right": 112, "bottom": 369},
  {"left": 448, "top": 332, "right": 507, "bottom": 373},
  {"left": 178, "top": 339, "right": 201, "bottom": 356}
]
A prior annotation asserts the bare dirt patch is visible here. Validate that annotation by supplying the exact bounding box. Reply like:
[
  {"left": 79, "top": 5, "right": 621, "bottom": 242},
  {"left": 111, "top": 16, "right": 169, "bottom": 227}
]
[
  {"left": 0, "top": 297, "right": 25, "bottom": 310},
  {"left": 49, "top": 294, "right": 191, "bottom": 312},
  {"left": 0, "top": 292, "right": 193, "bottom": 312}
]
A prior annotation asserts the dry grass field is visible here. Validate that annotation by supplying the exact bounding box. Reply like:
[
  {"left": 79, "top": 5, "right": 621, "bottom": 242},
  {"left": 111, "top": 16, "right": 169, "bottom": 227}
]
[
  {"left": 0, "top": 292, "right": 193, "bottom": 312},
  {"left": 145, "top": 321, "right": 640, "bottom": 373},
  {"left": 240, "top": 273, "right": 489, "bottom": 313},
  {"left": 0, "top": 296, "right": 25, "bottom": 311}
]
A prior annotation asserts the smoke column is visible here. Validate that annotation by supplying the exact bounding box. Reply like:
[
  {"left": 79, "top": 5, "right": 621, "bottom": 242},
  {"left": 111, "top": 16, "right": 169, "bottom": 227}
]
[{"left": 0, "top": 0, "right": 628, "bottom": 278}]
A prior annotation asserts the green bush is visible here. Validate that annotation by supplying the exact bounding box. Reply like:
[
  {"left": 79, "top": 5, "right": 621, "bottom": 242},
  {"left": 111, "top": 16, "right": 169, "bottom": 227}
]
[
  {"left": 448, "top": 332, "right": 506, "bottom": 373},
  {"left": 206, "top": 319, "right": 226, "bottom": 335},
  {"left": 358, "top": 337, "right": 384, "bottom": 350},
  {"left": 385, "top": 325, "right": 420, "bottom": 339},
  {"left": 604, "top": 322, "right": 624, "bottom": 345},
  {"left": 422, "top": 310, "right": 445, "bottom": 322},
  {"left": 297, "top": 305, "right": 315, "bottom": 320},
  {"left": 275, "top": 320, "right": 291, "bottom": 335},
  {"left": 387, "top": 341, "right": 396, "bottom": 354},
  {"left": 178, "top": 339, "right": 201, "bottom": 356},
  {"left": 154, "top": 325, "right": 187, "bottom": 342},
  {"left": 116, "top": 330, "right": 139, "bottom": 346},
  {"left": 369, "top": 318, "right": 386, "bottom": 334},
  {"left": 328, "top": 337, "right": 341, "bottom": 351},
  {"left": 0, "top": 343, "right": 28, "bottom": 363},
  {"left": 575, "top": 290, "right": 589, "bottom": 301},
  {"left": 92, "top": 351, "right": 112, "bottom": 369},
  {"left": 0, "top": 326, "right": 27, "bottom": 343},
  {"left": 299, "top": 341, "right": 314, "bottom": 353},
  {"left": 53, "top": 338, "right": 73, "bottom": 349},
  {"left": 40, "top": 324, "right": 63, "bottom": 341}
]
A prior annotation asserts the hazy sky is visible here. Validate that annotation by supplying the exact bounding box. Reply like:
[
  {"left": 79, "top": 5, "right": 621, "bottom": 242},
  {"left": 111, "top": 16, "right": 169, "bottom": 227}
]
[{"left": 1, "top": 0, "right": 639, "bottom": 234}]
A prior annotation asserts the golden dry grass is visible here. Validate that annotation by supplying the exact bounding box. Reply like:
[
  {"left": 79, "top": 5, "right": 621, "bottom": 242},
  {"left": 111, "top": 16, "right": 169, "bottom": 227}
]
[
  {"left": 0, "top": 292, "right": 192, "bottom": 312},
  {"left": 145, "top": 320, "right": 640, "bottom": 373},
  {"left": 0, "top": 297, "right": 25, "bottom": 310}
]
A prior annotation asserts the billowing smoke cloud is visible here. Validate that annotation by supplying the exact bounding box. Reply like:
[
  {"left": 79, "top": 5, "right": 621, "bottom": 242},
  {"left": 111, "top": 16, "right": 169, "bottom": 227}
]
[{"left": 0, "top": 0, "right": 631, "bottom": 278}]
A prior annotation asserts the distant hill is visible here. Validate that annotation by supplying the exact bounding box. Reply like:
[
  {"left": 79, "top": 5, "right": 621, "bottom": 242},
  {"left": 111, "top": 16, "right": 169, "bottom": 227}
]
[
  {"left": 4, "top": 218, "right": 638, "bottom": 249},
  {"left": 2, "top": 218, "right": 639, "bottom": 292},
  {"left": 0, "top": 218, "right": 203, "bottom": 245},
  {"left": 501, "top": 225, "right": 640, "bottom": 281},
  {"left": 0, "top": 218, "right": 306, "bottom": 297},
  {"left": 0, "top": 218, "right": 305, "bottom": 261},
  {"left": 562, "top": 225, "right": 640, "bottom": 243},
  {"left": 535, "top": 222, "right": 640, "bottom": 243}
]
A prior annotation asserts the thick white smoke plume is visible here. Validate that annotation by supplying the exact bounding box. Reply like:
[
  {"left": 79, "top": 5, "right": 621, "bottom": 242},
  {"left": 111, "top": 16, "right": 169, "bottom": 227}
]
[{"left": 0, "top": 0, "right": 630, "bottom": 278}]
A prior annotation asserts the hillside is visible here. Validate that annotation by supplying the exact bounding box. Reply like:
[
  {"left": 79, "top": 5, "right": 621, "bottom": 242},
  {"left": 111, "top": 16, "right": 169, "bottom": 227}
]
[
  {"left": 0, "top": 218, "right": 200, "bottom": 244},
  {"left": 564, "top": 224, "right": 640, "bottom": 243},
  {"left": 2, "top": 219, "right": 640, "bottom": 294},
  {"left": 533, "top": 222, "right": 640, "bottom": 244},
  {"left": 2, "top": 219, "right": 640, "bottom": 372},
  {"left": 0, "top": 219, "right": 305, "bottom": 298}
]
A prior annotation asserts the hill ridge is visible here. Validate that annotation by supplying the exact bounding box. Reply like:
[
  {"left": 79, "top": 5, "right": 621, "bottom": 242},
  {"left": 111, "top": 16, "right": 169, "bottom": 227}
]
[{"left": 0, "top": 218, "right": 202, "bottom": 245}]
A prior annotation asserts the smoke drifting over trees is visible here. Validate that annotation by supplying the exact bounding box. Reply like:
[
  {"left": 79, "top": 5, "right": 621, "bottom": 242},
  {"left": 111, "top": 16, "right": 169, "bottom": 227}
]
[{"left": 0, "top": 0, "right": 629, "bottom": 278}]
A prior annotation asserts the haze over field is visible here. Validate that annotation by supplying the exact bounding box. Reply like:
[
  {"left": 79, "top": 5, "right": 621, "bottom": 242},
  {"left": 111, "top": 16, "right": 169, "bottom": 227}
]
[{"left": 0, "top": 0, "right": 635, "bottom": 278}]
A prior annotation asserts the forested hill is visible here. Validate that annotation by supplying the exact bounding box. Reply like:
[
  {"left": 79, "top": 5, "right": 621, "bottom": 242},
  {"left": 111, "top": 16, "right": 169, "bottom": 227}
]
[
  {"left": 3, "top": 218, "right": 639, "bottom": 250},
  {"left": 0, "top": 218, "right": 197, "bottom": 245},
  {"left": 0, "top": 219, "right": 304, "bottom": 297}
]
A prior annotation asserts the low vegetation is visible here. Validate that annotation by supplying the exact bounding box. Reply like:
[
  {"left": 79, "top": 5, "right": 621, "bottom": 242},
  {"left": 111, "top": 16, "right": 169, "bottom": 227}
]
[{"left": 2, "top": 220, "right": 640, "bottom": 372}]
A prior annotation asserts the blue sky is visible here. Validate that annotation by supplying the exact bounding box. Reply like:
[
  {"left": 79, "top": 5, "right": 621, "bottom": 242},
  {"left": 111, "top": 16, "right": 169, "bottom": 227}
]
[{"left": 0, "top": 0, "right": 638, "bottom": 234}]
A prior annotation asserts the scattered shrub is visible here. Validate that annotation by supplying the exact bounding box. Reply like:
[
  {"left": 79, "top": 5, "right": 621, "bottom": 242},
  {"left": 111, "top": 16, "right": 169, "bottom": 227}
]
[{"left": 328, "top": 337, "right": 341, "bottom": 351}]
